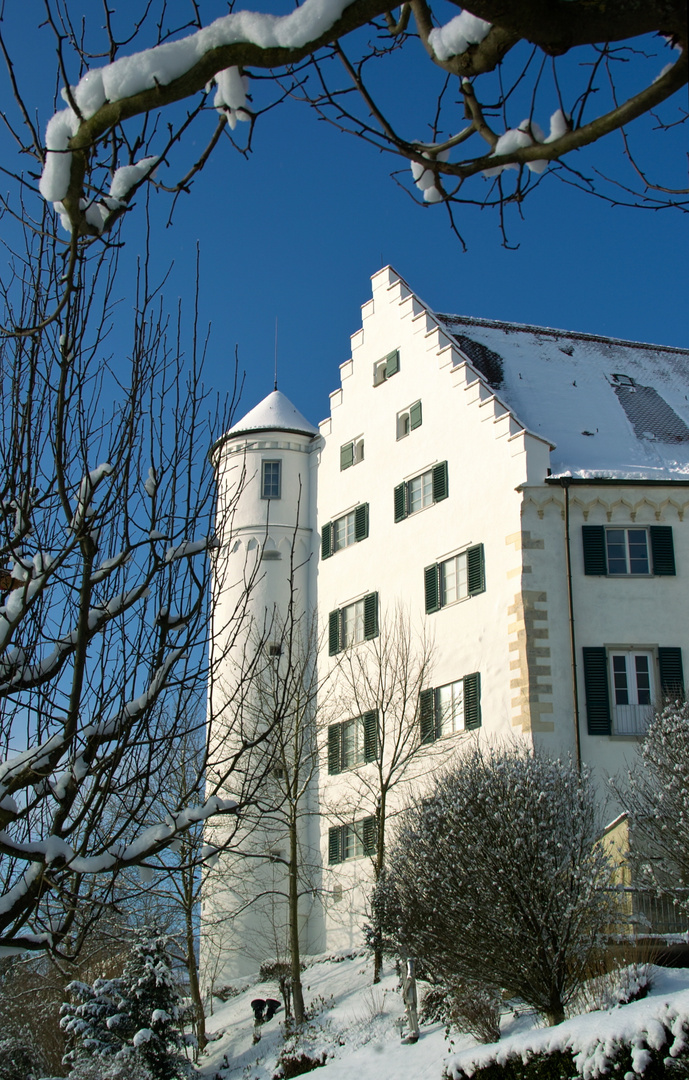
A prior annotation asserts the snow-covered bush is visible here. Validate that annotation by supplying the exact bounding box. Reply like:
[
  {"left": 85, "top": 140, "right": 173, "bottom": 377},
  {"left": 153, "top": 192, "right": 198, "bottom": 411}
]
[
  {"left": 445, "top": 1008, "right": 689, "bottom": 1079},
  {"left": 375, "top": 745, "right": 619, "bottom": 1026},
  {"left": 421, "top": 983, "right": 501, "bottom": 1043},
  {"left": 61, "top": 930, "right": 190, "bottom": 1080},
  {"left": 620, "top": 700, "right": 689, "bottom": 904}
]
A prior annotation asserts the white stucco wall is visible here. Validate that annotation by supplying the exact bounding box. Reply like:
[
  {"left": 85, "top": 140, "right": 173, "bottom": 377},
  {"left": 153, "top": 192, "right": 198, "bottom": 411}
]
[{"left": 315, "top": 268, "right": 553, "bottom": 949}]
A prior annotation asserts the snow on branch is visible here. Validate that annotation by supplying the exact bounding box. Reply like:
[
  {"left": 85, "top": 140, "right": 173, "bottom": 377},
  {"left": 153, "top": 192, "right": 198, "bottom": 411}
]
[{"left": 428, "top": 11, "right": 491, "bottom": 62}]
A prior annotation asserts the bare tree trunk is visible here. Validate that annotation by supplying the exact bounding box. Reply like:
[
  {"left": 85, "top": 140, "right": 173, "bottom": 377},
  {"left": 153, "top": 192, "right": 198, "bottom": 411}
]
[
  {"left": 373, "top": 792, "right": 387, "bottom": 984},
  {"left": 184, "top": 896, "right": 207, "bottom": 1052},
  {"left": 288, "top": 810, "right": 305, "bottom": 1024}
]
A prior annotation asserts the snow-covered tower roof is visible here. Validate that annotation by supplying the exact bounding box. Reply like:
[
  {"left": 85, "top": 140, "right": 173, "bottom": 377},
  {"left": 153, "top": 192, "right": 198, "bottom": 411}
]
[{"left": 226, "top": 389, "right": 318, "bottom": 439}]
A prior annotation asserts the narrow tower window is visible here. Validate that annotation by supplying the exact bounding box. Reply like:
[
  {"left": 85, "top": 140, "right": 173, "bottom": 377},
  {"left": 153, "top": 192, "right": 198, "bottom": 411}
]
[{"left": 261, "top": 460, "right": 282, "bottom": 499}]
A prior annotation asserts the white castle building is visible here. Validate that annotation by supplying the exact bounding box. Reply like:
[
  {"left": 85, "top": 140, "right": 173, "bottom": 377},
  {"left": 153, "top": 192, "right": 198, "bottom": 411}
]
[{"left": 203, "top": 266, "right": 689, "bottom": 986}]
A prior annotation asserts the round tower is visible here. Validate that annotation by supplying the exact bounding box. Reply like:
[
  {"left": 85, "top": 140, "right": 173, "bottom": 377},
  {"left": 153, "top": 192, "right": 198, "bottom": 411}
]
[{"left": 203, "top": 390, "right": 321, "bottom": 985}]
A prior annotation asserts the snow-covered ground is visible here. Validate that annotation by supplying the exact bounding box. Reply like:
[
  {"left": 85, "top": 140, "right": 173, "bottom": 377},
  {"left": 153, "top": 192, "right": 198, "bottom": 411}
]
[{"left": 197, "top": 954, "right": 689, "bottom": 1080}]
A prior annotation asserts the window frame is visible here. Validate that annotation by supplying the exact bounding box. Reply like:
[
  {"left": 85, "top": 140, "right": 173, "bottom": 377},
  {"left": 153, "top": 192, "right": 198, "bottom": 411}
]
[
  {"left": 395, "top": 461, "right": 448, "bottom": 522},
  {"left": 260, "top": 459, "right": 282, "bottom": 500}
]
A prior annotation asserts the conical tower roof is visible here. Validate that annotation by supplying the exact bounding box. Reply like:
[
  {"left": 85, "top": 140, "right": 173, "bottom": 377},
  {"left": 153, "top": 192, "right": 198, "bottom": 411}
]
[{"left": 227, "top": 389, "right": 318, "bottom": 438}]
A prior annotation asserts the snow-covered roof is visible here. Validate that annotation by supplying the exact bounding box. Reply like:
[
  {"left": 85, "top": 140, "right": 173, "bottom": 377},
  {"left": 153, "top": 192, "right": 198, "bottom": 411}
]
[
  {"left": 435, "top": 313, "right": 689, "bottom": 481},
  {"left": 227, "top": 390, "right": 318, "bottom": 438}
]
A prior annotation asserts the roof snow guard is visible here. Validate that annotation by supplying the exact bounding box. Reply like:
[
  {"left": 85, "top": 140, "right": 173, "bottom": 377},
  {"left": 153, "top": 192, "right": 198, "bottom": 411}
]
[
  {"left": 227, "top": 390, "right": 318, "bottom": 439},
  {"left": 435, "top": 313, "right": 689, "bottom": 482}
]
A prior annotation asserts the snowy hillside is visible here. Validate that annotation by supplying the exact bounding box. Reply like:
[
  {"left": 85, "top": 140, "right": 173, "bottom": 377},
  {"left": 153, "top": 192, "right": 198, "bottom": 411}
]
[{"left": 197, "top": 954, "right": 689, "bottom": 1080}]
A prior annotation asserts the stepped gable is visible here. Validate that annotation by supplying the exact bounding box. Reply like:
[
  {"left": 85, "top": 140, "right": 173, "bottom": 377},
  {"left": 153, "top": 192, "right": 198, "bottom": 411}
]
[
  {"left": 436, "top": 311, "right": 689, "bottom": 481},
  {"left": 227, "top": 389, "right": 318, "bottom": 438}
]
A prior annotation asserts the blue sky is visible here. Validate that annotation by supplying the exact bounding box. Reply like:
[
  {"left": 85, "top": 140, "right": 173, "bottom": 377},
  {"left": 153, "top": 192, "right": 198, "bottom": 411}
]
[{"left": 1, "top": 3, "right": 687, "bottom": 435}]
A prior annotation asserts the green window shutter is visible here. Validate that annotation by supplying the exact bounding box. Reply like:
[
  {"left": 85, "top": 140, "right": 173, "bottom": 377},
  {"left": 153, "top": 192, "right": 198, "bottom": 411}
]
[
  {"left": 432, "top": 461, "right": 449, "bottom": 503},
  {"left": 385, "top": 350, "right": 400, "bottom": 378},
  {"left": 582, "top": 647, "right": 611, "bottom": 735},
  {"left": 409, "top": 400, "right": 422, "bottom": 430},
  {"left": 659, "top": 647, "right": 684, "bottom": 699},
  {"left": 355, "top": 503, "right": 369, "bottom": 542},
  {"left": 363, "top": 710, "right": 378, "bottom": 762},
  {"left": 582, "top": 526, "right": 607, "bottom": 575},
  {"left": 394, "top": 483, "right": 407, "bottom": 523},
  {"left": 363, "top": 592, "right": 379, "bottom": 640},
  {"left": 419, "top": 688, "right": 436, "bottom": 743},
  {"left": 363, "top": 816, "right": 378, "bottom": 856},
  {"left": 328, "top": 826, "right": 342, "bottom": 865},
  {"left": 424, "top": 564, "right": 440, "bottom": 614},
  {"left": 328, "top": 609, "right": 340, "bottom": 656},
  {"left": 650, "top": 526, "right": 676, "bottom": 576},
  {"left": 340, "top": 442, "right": 354, "bottom": 470},
  {"left": 321, "top": 522, "right": 332, "bottom": 560},
  {"left": 463, "top": 672, "right": 481, "bottom": 730},
  {"left": 467, "top": 544, "right": 485, "bottom": 596},
  {"left": 328, "top": 724, "right": 342, "bottom": 775}
]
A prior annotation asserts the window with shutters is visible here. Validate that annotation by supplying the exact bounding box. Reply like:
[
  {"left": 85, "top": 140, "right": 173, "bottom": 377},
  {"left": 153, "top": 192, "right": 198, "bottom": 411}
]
[
  {"left": 583, "top": 645, "right": 684, "bottom": 737},
  {"left": 420, "top": 672, "right": 481, "bottom": 742},
  {"left": 395, "top": 462, "right": 448, "bottom": 522},
  {"left": 328, "top": 712, "right": 378, "bottom": 773},
  {"left": 582, "top": 525, "right": 675, "bottom": 576},
  {"left": 373, "top": 349, "right": 400, "bottom": 386},
  {"left": 328, "top": 817, "right": 377, "bottom": 863},
  {"left": 329, "top": 592, "right": 379, "bottom": 654},
  {"left": 261, "top": 460, "right": 281, "bottom": 499},
  {"left": 397, "top": 400, "right": 422, "bottom": 440},
  {"left": 322, "top": 504, "right": 369, "bottom": 559},
  {"left": 425, "top": 545, "right": 485, "bottom": 613},
  {"left": 340, "top": 436, "right": 364, "bottom": 471}
]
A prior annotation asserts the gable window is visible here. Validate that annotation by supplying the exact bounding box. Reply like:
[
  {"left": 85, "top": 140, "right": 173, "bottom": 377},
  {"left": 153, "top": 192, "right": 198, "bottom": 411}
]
[
  {"left": 583, "top": 646, "right": 684, "bottom": 736},
  {"left": 321, "top": 503, "right": 369, "bottom": 559},
  {"left": 329, "top": 817, "right": 377, "bottom": 863},
  {"left": 328, "top": 711, "right": 378, "bottom": 774},
  {"left": 395, "top": 461, "right": 448, "bottom": 522},
  {"left": 425, "top": 545, "right": 485, "bottom": 613},
  {"left": 340, "top": 436, "right": 364, "bottom": 471},
  {"left": 582, "top": 525, "right": 675, "bottom": 577},
  {"left": 397, "top": 400, "right": 422, "bottom": 440},
  {"left": 261, "top": 460, "right": 281, "bottom": 499},
  {"left": 373, "top": 349, "right": 400, "bottom": 386},
  {"left": 419, "top": 671, "right": 481, "bottom": 742},
  {"left": 329, "top": 592, "right": 378, "bottom": 655}
]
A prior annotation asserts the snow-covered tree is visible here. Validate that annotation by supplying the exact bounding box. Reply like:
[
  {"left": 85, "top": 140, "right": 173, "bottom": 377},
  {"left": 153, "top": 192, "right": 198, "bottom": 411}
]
[
  {"left": 0, "top": 2, "right": 686, "bottom": 260},
  {"left": 0, "top": 217, "right": 273, "bottom": 957},
  {"left": 375, "top": 743, "right": 618, "bottom": 1025},
  {"left": 61, "top": 930, "right": 189, "bottom": 1080},
  {"left": 619, "top": 700, "right": 689, "bottom": 905}
]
